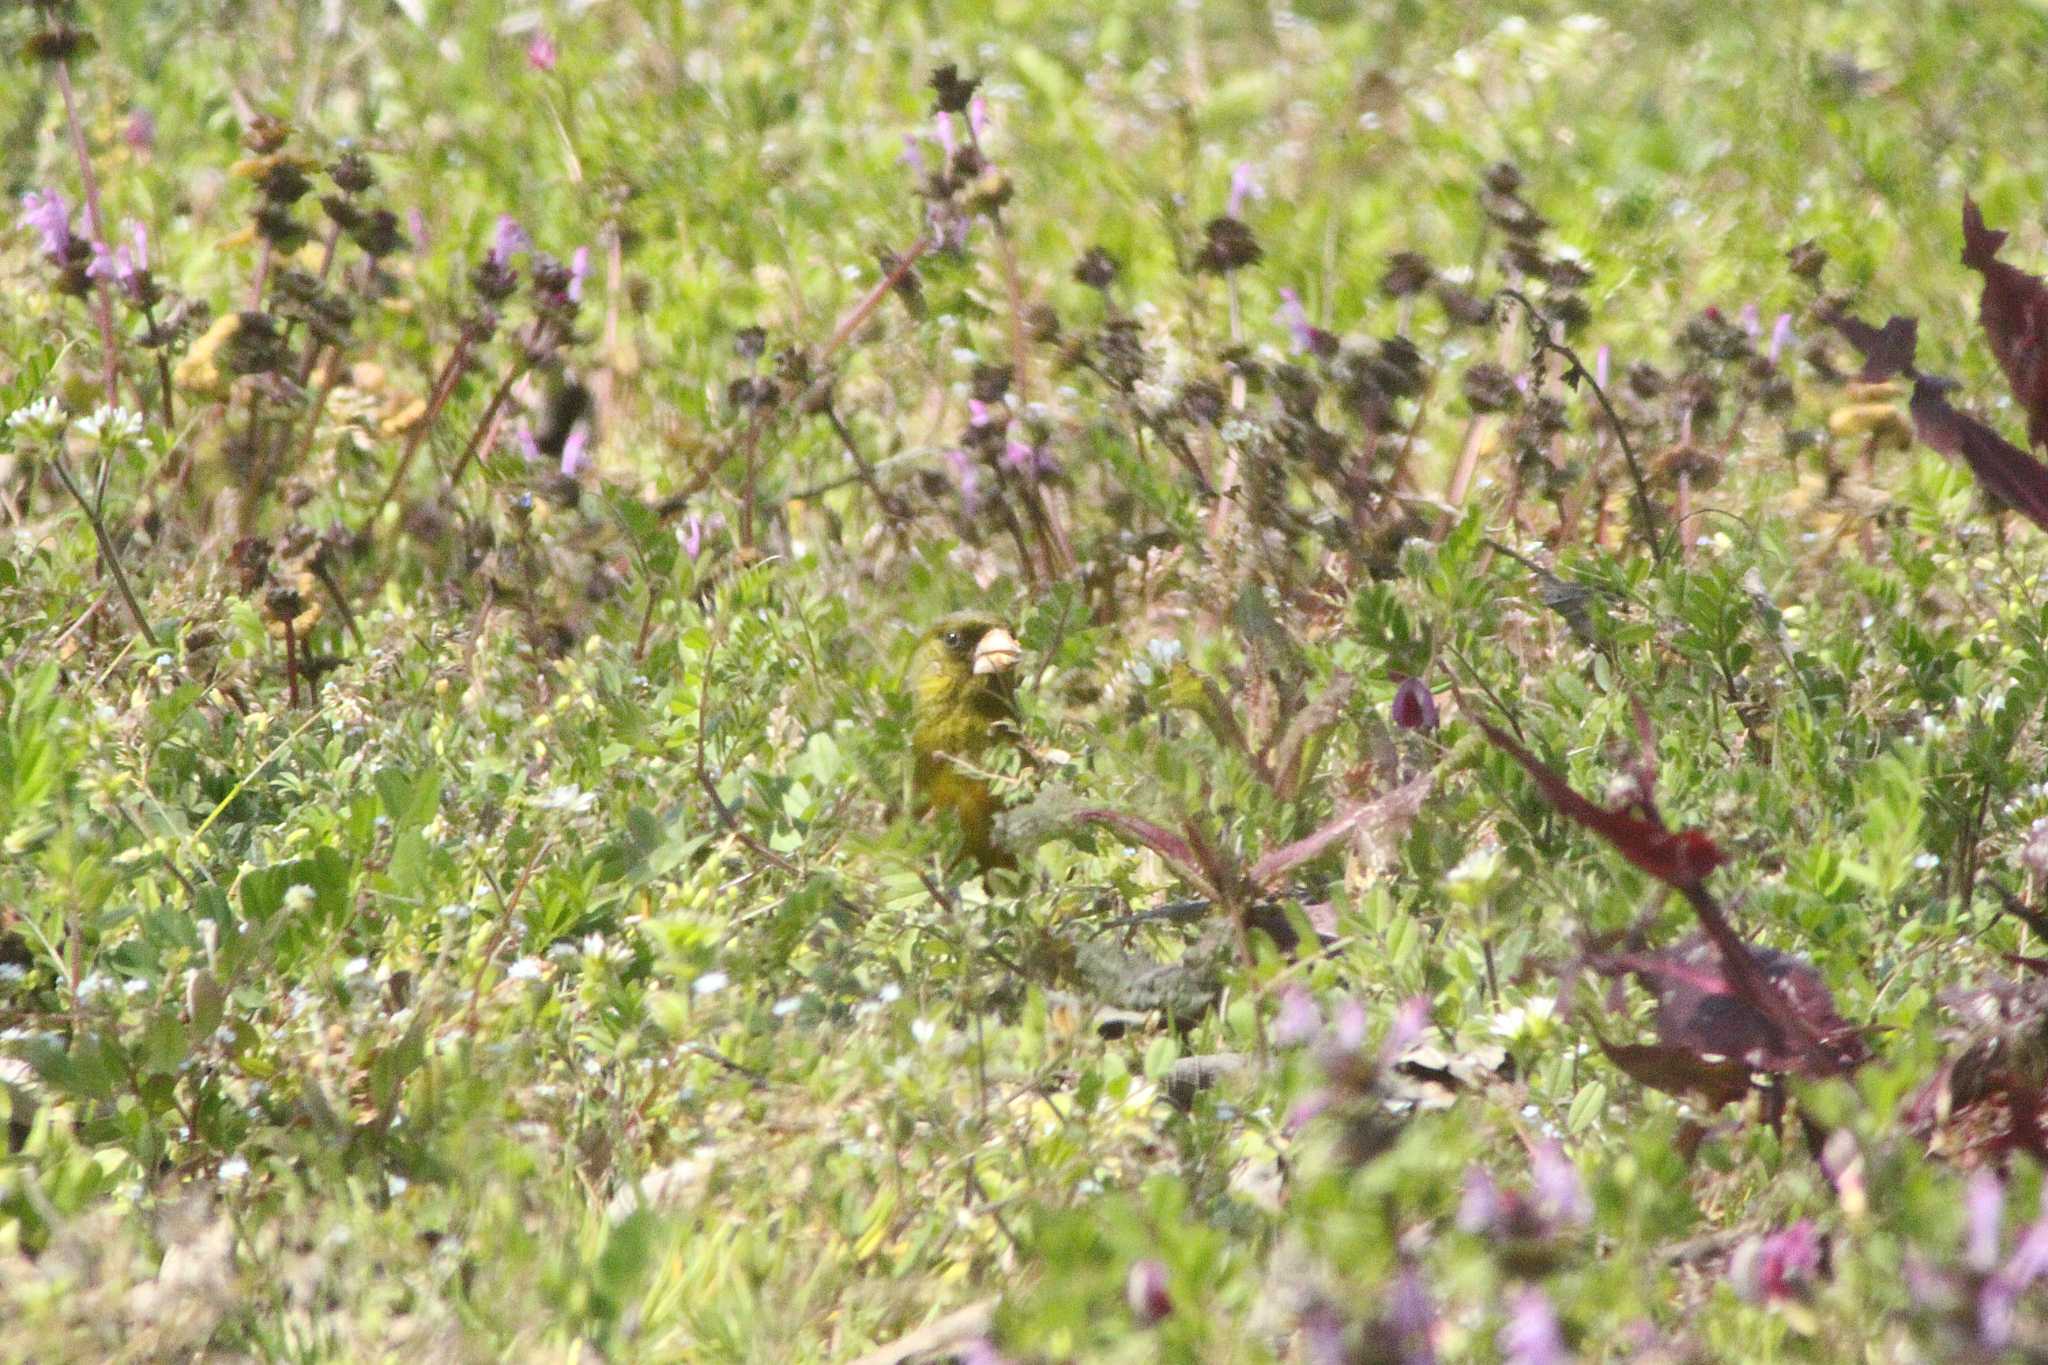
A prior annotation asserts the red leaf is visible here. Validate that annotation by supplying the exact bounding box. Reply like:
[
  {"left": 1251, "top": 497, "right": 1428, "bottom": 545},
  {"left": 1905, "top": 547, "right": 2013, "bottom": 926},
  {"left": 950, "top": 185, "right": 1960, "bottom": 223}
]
[
  {"left": 1073, "top": 809, "right": 1220, "bottom": 901},
  {"left": 1963, "top": 198, "right": 2048, "bottom": 448},
  {"left": 1248, "top": 769, "right": 1433, "bottom": 891},
  {"left": 1830, "top": 311, "right": 1919, "bottom": 381},
  {"left": 1477, "top": 719, "right": 1726, "bottom": 891},
  {"left": 1909, "top": 378, "right": 2048, "bottom": 532}
]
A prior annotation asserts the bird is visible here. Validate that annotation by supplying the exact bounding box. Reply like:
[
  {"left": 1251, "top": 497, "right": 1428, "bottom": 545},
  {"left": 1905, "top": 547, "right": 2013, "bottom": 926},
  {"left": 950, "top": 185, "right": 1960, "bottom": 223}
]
[{"left": 909, "top": 611, "right": 1022, "bottom": 870}]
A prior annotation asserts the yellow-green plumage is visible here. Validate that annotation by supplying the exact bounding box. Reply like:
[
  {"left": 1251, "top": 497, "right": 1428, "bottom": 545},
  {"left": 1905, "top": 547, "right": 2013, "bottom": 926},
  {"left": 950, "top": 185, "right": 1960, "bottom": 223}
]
[{"left": 910, "top": 611, "right": 1021, "bottom": 869}]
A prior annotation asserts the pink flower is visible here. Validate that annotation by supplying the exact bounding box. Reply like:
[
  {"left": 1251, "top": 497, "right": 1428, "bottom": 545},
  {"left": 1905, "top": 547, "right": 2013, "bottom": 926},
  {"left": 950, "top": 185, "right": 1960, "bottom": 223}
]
[
  {"left": 1277, "top": 287, "right": 1316, "bottom": 354},
  {"left": 968, "top": 94, "right": 991, "bottom": 143},
  {"left": 568, "top": 245, "right": 590, "bottom": 303},
  {"left": 18, "top": 189, "right": 71, "bottom": 257},
  {"left": 1498, "top": 1289, "right": 1568, "bottom": 1365},
  {"left": 1967, "top": 1170, "right": 2006, "bottom": 1273},
  {"left": 681, "top": 512, "right": 723, "bottom": 561},
  {"left": 86, "top": 239, "right": 135, "bottom": 287},
  {"left": 1273, "top": 986, "right": 1322, "bottom": 1046},
  {"left": 1529, "top": 1139, "right": 1589, "bottom": 1227},
  {"left": 559, "top": 424, "right": 591, "bottom": 478},
  {"left": 1768, "top": 312, "right": 1795, "bottom": 365},
  {"left": 526, "top": 29, "right": 558, "bottom": 72},
  {"left": 935, "top": 110, "right": 958, "bottom": 158},
  {"left": 1733, "top": 1220, "right": 1822, "bottom": 1305},
  {"left": 408, "top": 207, "right": 431, "bottom": 252},
  {"left": 900, "top": 134, "right": 928, "bottom": 178},
  {"left": 944, "top": 448, "right": 982, "bottom": 511},
  {"left": 488, "top": 214, "right": 532, "bottom": 267},
  {"left": 1227, "top": 161, "right": 1262, "bottom": 218}
]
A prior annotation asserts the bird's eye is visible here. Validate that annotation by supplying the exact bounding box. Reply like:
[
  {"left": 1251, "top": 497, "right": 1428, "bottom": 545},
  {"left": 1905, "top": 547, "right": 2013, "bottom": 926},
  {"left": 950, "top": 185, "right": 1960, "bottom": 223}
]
[{"left": 944, "top": 631, "right": 961, "bottom": 648}]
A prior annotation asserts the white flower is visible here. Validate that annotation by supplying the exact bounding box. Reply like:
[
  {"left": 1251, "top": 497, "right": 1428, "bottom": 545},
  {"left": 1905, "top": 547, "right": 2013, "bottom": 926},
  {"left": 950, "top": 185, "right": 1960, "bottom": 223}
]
[
  {"left": 6, "top": 396, "right": 68, "bottom": 440},
  {"left": 911, "top": 1017, "right": 938, "bottom": 1045},
  {"left": 218, "top": 1156, "right": 250, "bottom": 1182},
  {"left": 692, "top": 971, "right": 729, "bottom": 996},
  {"left": 75, "top": 403, "right": 144, "bottom": 445},
  {"left": 771, "top": 995, "right": 802, "bottom": 1017},
  {"left": 506, "top": 957, "right": 545, "bottom": 982},
  {"left": 537, "top": 783, "right": 596, "bottom": 813},
  {"left": 281, "top": 884, "right": 317, "bottom": 915}
]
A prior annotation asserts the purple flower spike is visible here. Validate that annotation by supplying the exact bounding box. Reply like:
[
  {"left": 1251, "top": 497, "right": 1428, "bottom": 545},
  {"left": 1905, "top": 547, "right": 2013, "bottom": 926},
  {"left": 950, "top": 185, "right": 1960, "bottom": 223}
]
[
  {"left": 1498, "top": 1288, "right": 1568, "bottom": 1365},
  {"left": 408, "top": 207, "right": 431, "bottom": 252},
  {"left": 944, "top": 447, "right": 983, "bottom": 511},
  {"left": 1389, "top": 1267, "right": 1437, "bottom": 1365},
  {"left": 488, "top": 214, "right": 532, "bottom": 267},
  {"left": 935, "top": 110, "right": 958, "bottom": 157},
  {"left": 1227, "top": 161, "right": 1262, "bottom": 218},
  {"left": 19, "top": 189, "right": 71, "bottom": 257},
  {"left": 1391, "top": 676, "right": 1438, "bottom": 732},
  {"left": 1593, "top": 343, "right": 1610, "bottom": 388},
  {"left": 1734, "top": 1220, "right": 1822, "bottom": 1305},
  {"left": 1277, "top": 287, "right": 1316, "bottom": 354},
  {"left": 127, "top": 220, "right": 149, "bottom": 272},
  {"left": 1457, "top": 1167, "right": 1501, "bottom": 1234},
  {"left": 967, "top": 397, "right": 998, "bottom": 428},
  {"left": 900, "top": 134, "right": 928, "bottom": 177},
  {"left": 1967, "top": 1170, "right": 2006, "bottom": 1273},
  {"left": 1768, "top": 312, "right": 1795, "bottom": 365},
  {"left": 968, "top": 93, "right": 992, "bottom": 144},
  {"left": 568, "top": 245, "right": 590, "bottom": 303},
  {"left": 1738, "top": 302, "right": 1762, "bottom": 337},
  {"left": 86, "top": 239, "right": 136, "bottom": 287},
  {"left": 1273, "top": 986, "right": 1322, "bottom": 1046},
  {"left": 1331, "top": 998, "right": 1369, "bottom": 1050},
  {"left": 559, "top": 423, "right": 591, "bottom": 478},
  {"left": 1379, "top": 995, "right": 1430, "bottom": 1064},
  {"left": 527, "top": 29, "right": 558, "bottom": 72},
  {"left": 1529, "top": 1140, "right": 1590, "bottom": 1228}
]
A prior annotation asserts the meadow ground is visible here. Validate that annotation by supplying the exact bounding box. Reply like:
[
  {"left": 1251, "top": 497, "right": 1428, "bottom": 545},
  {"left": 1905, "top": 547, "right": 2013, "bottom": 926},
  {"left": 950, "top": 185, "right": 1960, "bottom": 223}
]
[{"left": 7, "top": 1, "right": 2048, "bottom": 1360}]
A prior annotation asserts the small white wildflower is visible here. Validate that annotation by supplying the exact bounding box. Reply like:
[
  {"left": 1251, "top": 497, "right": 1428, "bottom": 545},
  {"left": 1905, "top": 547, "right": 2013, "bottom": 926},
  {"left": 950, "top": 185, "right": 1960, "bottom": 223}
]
[
  {"left": 506, "top": 957, "right": 545, "bottom": 982},
  {"left": 877, "top": 982, "right": 902, "bottom": 1005},
  {"left": 75, "top": 404, "right": 144, "bottom": 445},
  {"left": 692, "top": 970, "right": 729, "bottom": 996},
  {"left": 772, "top": 995, "right": 802, "bottom": 1017},
  {"left": 0, "top": 964, "right": 26, "bottom": 985},
  {"left": 281, "top": 884, "right": 317, "bottom": 915},
  {"left": 343, "top": 957, "right": 372, "bottom": 978},
  {"left": 1912, "top": 852, "right": 1940, "bottom": 871},
  {"left": 6, "top": 396, "right": 68, "bottom": 439},
  {"left": 218, "top": 1156, "right": 250, "bottom": 1182},
  {"left": 911, "top": 1017, "right": 937, "bottom": 1045},
  {"left": 122, "top": 977, "right": 149, "bottom": 996},
  {"left": 537, "top": 784, "right": 596, "bottom": 813}
]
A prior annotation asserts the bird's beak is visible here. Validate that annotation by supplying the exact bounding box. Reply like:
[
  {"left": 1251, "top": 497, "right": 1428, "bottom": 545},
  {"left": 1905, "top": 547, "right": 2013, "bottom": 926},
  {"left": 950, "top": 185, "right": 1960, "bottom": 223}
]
[{"left": 972, "top": 627, "right": 1021, "bottom": 676}]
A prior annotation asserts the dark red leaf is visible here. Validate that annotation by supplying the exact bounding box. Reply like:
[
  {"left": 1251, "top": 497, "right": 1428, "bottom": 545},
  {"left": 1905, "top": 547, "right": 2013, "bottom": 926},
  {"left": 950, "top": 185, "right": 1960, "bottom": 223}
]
[
  {"left": 1248, "top": 770, "right": 1433, "bottom": 891},
  {"left": 1829, "top": 311, "right": 1919, "bottom": 381},
  {"left": 1909, "top": 378, "right": 2048, "bottom": 532},
  {"left": 1074, "top": 809, "right": 1220, "bottom": 901},
  {"left": 1993, "top": 884, "right": 2048, "bottom": 940},
  {"left": 1962, "top": 198, "right": 2048, "bottom": 448},
  {"left": 1477, "top": 719, "right": 1726, "bottom": 891}
]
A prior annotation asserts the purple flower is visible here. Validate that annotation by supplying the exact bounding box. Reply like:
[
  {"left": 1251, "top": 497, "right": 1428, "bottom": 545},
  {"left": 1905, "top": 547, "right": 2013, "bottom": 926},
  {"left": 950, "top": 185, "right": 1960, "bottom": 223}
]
[
  {"left": 526, "top": 29, "right": 558, "bottom": 72},
  {"left": 568, "top": 245, "right": 590, "bottom": 303},
  {"left": 408, "top": 207, "right": 431, "bottom": 252},
  {"left": 900, "top": 134, "right": 928, "bottom": 178},
  {"left": 1277, "top": 287, "right": 1317, "bottom": 355},
  {"left": 127, "top": 219, "right": 149, "bottom": 272},
  {"left": 1332, "top": 997, "right": 1369, "bottom": 1051},
  {"left": 1967, "top": 1170, "right": 2006, "bottom": 1273},
  {"left": 1285, "top": 1088, "right": 1334, "bottom": 1133},
  {"left": 1738, "top": 302, "right": 1762, "bottom": 337},
  {"left": 1733, "top": 1220, "right": 1821, "bottom": 1305},
  {"left": 19, "top": 189, "right": 71, "bottom": 257},
  {"left": 944, "top": 447, "right": 983, "bottom": 511},
  {"left": 1457, "top": 1167, "right": 1502, "bottom": 1234},
  {"left": 1126, "top": 1258, "right": 1173, "bottom": 1325},
  {"left": 1387, "top": 1267, "right": 1437, "bottom": 1365},
  {"left": 1002, "top": 436, "right": 1054, "bottom": 479},
  {"left": 1498, "top": 1288, "right": 1568, "bottom": 1365},
  {"left": 1983, "top": 1196, "right": 2048, "bottom": 1348},
  {"left": 1529, "top": 1140, "right": 1590, "bottom": 1228},
  {"left": 1391, "top": 676, "right": 1438, "bottom": 732},
  {"left": 935, "top": 110, "right": 958, "bottom": 157},
  {"left": 1768, "top": 312, "right": 1795, "bottom": 365},
  {"left": 1227, "top": 161, "right": 1262, "bottom": 218},
  {"left": 681, "top": 512, "right": 724, "bottom": 562},
  {"left": 488, "top": 214, "right": 532, "bottom": 267},
  {"left": 124, "top": 109, "right": 157, "bottom": 153},
  {"left": 513, "top": 423, "right": 542, "bottom": 463},
  {"left": 86, "top": 238, "right": 136, "bottom": 288},
  {"left": 967, "top": 397, "right": 999, "bottom": 428},
  {"left": 1273, "top": 986, "right": 1322, "bottom": 1046},
  {"left": 1593, "top": 343, "right": 1610, "bottom": 388},
  {"left": 1300, "top": 1303, "right": 1351, "bottom": 1365},
  {"left": 559, "top": 423, "right": 591, "bottom": 478},
  {"left": 1379, "top": 995, "right": 1430, "bottom": 1064},
  {"left": 957, "top": 1341, "right": 1010, "bottom": 1365},
  {"left": 968, "top": 93, "right": 992, "bottom": 144}
]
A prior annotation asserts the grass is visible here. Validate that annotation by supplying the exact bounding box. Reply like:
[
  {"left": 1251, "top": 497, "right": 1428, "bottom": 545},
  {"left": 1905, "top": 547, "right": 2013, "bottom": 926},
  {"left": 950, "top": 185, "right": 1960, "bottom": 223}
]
[{"left": 7, "top": 0, "right": 2048, "bottom": 1359}]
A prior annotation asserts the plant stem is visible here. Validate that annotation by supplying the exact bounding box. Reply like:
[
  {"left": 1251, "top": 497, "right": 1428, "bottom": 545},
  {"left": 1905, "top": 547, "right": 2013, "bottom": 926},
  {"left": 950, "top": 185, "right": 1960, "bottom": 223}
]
[
  {"left": 52, "top": 59, "right": 122, "bottom": 411},
  {"left": 46, "top": 450, "right": 159, "bottom": 648}
]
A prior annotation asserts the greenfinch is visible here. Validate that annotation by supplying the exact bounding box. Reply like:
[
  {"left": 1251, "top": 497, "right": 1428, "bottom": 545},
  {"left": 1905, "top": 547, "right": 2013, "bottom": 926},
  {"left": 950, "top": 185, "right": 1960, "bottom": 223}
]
[{"left": 909, "top": 611, "right": 1022, "bottom": 869}]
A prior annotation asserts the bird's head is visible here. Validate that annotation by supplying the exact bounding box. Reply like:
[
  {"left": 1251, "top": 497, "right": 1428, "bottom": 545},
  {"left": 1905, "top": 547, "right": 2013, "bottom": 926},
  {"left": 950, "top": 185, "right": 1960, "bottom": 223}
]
[{"left": 911, "top": 611, "right": 1021, "bottom": 738}]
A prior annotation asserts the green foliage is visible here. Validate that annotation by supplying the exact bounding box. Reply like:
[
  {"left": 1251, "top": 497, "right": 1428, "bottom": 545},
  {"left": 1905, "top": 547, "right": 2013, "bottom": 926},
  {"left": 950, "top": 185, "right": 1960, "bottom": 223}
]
[{"left": 7, "top": 0, "right": 2048, "bottom": 1359}]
